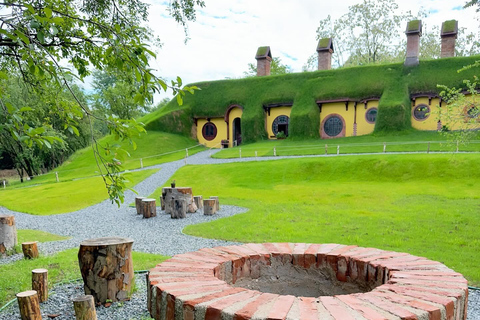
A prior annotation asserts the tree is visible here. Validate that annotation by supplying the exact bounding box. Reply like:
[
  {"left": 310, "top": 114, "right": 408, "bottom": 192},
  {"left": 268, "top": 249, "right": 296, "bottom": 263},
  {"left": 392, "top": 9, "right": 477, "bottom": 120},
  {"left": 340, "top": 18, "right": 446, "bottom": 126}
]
[
  {"left": 90, "top": 70, "right": 152, "bottom": 120},
  {"left": 304, "top": 0, "right": 416, "bottom": 70},
  {"left": 0, "top": 0, "right": 203, "bottom": 205},
  {"left": 244, "top": 57, "right": 292, "bottom": 77}
]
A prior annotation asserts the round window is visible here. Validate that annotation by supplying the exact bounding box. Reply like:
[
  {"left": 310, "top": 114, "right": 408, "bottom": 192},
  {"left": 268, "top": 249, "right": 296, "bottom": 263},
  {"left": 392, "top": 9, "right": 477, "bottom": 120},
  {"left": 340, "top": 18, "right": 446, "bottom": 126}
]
[
  {"left": 272, "top": 115, "right": 289, "bottom": 136},
  {"left": 365, "top": 108, "right": 378, "bottom": 124},
  {"left": 324, "top": 116, "right": 343, "bottom": 137},
  {"left": 413, "top": 104, "right": 430, "bottom": 120},
  {"left": 466, "top": 105, "right": 479, "bottom": 119},
  {"left": 202, "top": 122, "right": 217, "bottom": 141}
]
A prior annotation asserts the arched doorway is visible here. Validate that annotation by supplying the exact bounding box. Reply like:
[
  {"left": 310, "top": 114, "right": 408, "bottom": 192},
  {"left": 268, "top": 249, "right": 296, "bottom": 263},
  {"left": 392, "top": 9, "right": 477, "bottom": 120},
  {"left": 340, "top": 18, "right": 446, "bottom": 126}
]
[{"left": 233, "top": 117, "right": 242, "bottom": 146}]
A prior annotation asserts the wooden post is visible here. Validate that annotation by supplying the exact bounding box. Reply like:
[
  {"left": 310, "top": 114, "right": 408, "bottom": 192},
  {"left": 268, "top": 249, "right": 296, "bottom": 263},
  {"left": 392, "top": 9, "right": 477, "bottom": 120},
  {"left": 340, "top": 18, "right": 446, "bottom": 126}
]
[
  {"left": 383, "top": 142, "right": 387, "bottom": 153},
  {"left": 170, "top": 199, "right": 187, "bottom": 219},
  {"left": 140, "top": 158, "right": 143, "bottom": 169},
  {"left": 32, "top": 269, "right": 48, "bottom": 302},
  {"left": 135, "top": 196, "right": 146, "bottom": 215},
  {"left": 16, "top": 290, "right": 41, "bottom": 320},
  {"left": 255, "top": 151, "right": 258, "bottom": 160},
  {"left": 203, "top": 199, "right": 217, "bottom": 216},
  {"left": 78, "top": 237, "right": 134, "bottom": 304},
  {"left": 22, "top": 241, "right": 39, "bottom": 259},
  {"left": 194, "top": 196, "right": 203, "bottom": 210},
  {"left": 274, "top": 147, "right": 276, "bottom": 156},
  {"left": 161, "top": 187, "right": 170, "bottom": 211},
  {"left": 456, "top": 140, "right": 459, "bottom": 153},
  {"left": 427, "top": 141, "right": 430, "bottom": 154},
  {"left": 325, "top": 144, "right": 328, "bottom": 155},
  {"left": 0, "top": 214, "right": 17, "bottom": 255},
  {"left": 186, "top": 148, "right": 189, "bottom": 157},
  {"left": 73, "top": 295, "right": 97, "bottom": 320},
  {"left": 55, "top": 172, "right": 59, "bottom": 182},
  {"left": 239, "top": 148, "right": 241, "bottom": 158},
  {"left": 142, "top": 198, "right": 156, "bottom": 218},
  {"left": 210, "top": 196, "right": 220, "bottom": 211},
  {"left": 337, "top": 145, "right": 340, "bottom": 155}
]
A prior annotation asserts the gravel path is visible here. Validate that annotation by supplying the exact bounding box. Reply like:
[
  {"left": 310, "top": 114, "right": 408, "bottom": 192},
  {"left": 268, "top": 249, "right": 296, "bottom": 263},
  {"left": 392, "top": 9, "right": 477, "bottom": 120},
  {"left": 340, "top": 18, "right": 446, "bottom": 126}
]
[{"left": 1, "top": 149, "right": 479, "bottom": 319}]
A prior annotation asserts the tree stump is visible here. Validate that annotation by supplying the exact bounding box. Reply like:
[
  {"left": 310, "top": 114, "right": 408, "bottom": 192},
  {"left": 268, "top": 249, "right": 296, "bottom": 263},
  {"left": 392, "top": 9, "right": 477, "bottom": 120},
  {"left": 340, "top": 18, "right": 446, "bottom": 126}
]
[
  {"left": 142, "top": 199, "right": 156, "bottom": 218},
  {"left": 78, "top": 237, "right": 134, "bottom": 304},
  {"left": 0, "top": 214, "right": 17, "bottom": 255},
  {"left": 22, "top": 242, "right": 39, "bottom": 259},
  {"left": 170, "top": 199, "right": 187, "bottom": 219},
  {"left": 210, "top": 196, "right": 220, "bottom": 211},
  {"left": 193, "top": 196, "right": 203, "bottom": 210},
  {"left": 73, "top": 295, "right": 97, "bottom": 320},
  {"left": 135, "top": 196, "right": 146, "bottom": 214},
  {"left": 32, "top": 269, "right": 48, "bottom": 302},
  {"left": 203, "top": 199, "right": 217, "bottom": 216},
  {"left": 160, "top": 187, "right": 170, "bottom": 211},
  {"left": 165, "top": 187, "right": 197, "bottom": 215},
  {"left": 16, "top": 290, "right": 41, "bottom": 320}
]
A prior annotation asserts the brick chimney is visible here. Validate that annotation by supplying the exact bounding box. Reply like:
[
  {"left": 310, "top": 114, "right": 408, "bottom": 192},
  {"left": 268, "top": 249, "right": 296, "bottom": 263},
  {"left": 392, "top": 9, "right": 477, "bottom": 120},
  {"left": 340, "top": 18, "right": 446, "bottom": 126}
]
[
  {"left": 441, "top": 20, "right": 458, "bottom": 58},
  {"left": 404, "top": 20, "right": 422, "bottom": 67},
  {"left": 255, "top": 46, "right": 272, "bottom": 76},
  {"left": 316, "top": 38, "right": 334, "bottom": 70}
]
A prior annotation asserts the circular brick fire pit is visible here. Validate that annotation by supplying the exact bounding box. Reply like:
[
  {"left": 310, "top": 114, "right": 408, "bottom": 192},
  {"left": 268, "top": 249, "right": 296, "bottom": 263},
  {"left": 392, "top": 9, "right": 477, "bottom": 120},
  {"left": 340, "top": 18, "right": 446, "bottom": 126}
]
[{"left": 147, "top": 243, "right": 468, "bottom": 320}]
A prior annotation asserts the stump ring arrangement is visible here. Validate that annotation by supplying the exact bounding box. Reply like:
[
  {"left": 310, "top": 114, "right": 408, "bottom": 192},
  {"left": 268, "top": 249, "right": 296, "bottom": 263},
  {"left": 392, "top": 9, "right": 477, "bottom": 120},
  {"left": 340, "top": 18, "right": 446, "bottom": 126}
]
[{"left": 147, "top": 243, "right": 469, "bottom": 320}]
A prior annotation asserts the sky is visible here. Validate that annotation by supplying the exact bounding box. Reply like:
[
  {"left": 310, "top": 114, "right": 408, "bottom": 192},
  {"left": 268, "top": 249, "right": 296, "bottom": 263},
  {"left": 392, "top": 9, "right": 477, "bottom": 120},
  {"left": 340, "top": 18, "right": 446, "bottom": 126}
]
[{"left": 135, "top": 0, "right": 479, "bottom": 102}]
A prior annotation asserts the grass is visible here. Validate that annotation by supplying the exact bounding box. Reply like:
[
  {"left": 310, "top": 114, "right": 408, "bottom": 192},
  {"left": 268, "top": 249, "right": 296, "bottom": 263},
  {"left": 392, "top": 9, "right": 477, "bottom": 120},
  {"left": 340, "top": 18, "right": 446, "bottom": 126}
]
[
  {"left": 0, "top": 248, "right": 169, "bottom": 309},
  {"left": 0, "top": 169, "right": 158, "bottom": 215},
  {"left": 213, "top": 131, "right": 480, "bottom": 158},
  {"left": 147, "top": 154, "right": 480, "bottom": 286},
  {"left": 6, "top": 131, "right": 204, "bottom": 187}
]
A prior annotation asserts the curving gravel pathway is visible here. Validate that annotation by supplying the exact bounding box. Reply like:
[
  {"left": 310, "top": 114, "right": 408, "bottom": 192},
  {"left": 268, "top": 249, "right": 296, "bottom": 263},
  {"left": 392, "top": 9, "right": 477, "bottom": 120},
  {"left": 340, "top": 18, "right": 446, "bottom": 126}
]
[{"left": 0, "top": 149, "right": 479, "bottom": 319}]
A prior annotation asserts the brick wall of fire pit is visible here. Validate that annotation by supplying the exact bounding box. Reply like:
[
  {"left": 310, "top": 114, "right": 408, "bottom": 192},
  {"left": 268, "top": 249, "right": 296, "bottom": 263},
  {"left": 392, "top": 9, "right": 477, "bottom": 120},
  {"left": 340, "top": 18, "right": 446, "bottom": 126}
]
[{"left": 147, "top": 243, "right": 468, "bottom": 320}]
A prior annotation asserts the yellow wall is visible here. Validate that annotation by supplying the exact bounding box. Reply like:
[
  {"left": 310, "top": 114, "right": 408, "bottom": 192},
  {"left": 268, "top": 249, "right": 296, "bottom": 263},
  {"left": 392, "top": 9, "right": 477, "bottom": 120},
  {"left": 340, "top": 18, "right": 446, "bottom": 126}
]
[
  {"left": 411, "top": 97, "right": 441, "bottom": 131},
  {"left": 320, "top": 102, "right": 356, "bottom": 138},
  {"left": 437, "top": 96, "right": 480, "bottom": 131},
  {"left": 228, "top": 107, "right": 243, "bottom": 148},
  {"left": 196, "top": 118, "right": 227, "bottom": 148},
  {"left": 266, "top": 106, "right": 292, "bottom": 139},
  {"left": 356, "top": 101, "right": 378, "bottom": 136}
]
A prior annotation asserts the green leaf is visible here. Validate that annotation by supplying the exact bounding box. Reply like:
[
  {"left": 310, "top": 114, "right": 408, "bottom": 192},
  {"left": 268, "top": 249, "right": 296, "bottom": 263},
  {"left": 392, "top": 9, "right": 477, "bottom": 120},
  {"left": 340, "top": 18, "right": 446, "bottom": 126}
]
[
  {"left": 37, "top": 31, "right": 45, "bottom": 44},
  {"left": 25, "top": 4, "right": 35, "bottom": 14},
  {"left": 43, "top": 139, "right": 52, "bottom": 149},
  {"left": 14, "top": 30, "right": 30, "bottom": 45},
  {"left": 44, "top": 8, "right": 52, "bottom": 19},
  {"left": 52, "top": 17, "right": 64, "bottom": 24},
  {"left": 19, "top": 107, "right": 33, "bottom": 112},
  {"left": 176, "top": 94, "right": 183, "bottom": 105},
  {"left": 0, "top": 71, "right": 8, "bottom": 80}
]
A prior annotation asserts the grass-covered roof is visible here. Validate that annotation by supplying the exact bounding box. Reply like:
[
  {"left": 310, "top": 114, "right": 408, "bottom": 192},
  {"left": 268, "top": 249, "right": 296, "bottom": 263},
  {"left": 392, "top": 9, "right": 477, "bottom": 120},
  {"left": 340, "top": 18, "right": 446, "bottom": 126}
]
[{"left": 144, "top": 56, "right": 480, "bottom": 141}]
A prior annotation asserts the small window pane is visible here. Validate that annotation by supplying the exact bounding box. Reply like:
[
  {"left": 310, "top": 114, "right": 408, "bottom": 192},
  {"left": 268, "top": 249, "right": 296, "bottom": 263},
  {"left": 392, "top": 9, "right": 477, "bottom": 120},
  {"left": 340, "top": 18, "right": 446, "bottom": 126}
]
[
  {"left": 202, "top": 122, "right": 217, "bottom": 141},
  {"left": 365, "top": 108, "right": 378, "bottom": 123},
  {"left": 413, "top": 105, "right": 430, "bottom": 120},
  {"left": 324, "top": 116, "right": 343, "bottom": 137}
]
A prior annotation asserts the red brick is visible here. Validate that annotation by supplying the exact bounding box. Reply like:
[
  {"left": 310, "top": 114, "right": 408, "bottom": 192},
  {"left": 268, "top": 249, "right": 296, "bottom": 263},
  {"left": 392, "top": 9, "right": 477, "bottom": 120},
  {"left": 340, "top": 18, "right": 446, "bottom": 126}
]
[
  {"left": 304, "top": 244, "right": 322, "bottom": 269},
  {"left": 388, "top": 278, "right": 468, "bottom": 290},
  {"left": 298, "top": 297, "right": 320, "bottom": 320},
  {"left": 204, "top": 290, "right": 261, "bottom": 320},
  {"left": 263, "top": 243, "right": 292, "bottom": 264},
  {"left": 292, "top": 243, "right": 308, "bottom": 267},
  {"left": 357, "top": 293, "right": 418, "bottom": 319},
  {"left": 326, "top": 245, "right": 358, "bottom": 273},
  {"left": 317, "top": 244, "right": 343, "bottom": 267},
  {"left": 267, "top": 295, "right": 295, "bottom": 320},
  {"left": 320, "top": 296, "right": 358, "bottom": 320},
  {"left": 379, "top": 285, "right": 455, "bottom": 319},
  {"left": 389, "top": 273, "right": 467, "bottom": 284},
  {"left": 372, "top": 290, "right": 441, "bottom": 320},
  {"left": 336, "top": 294, "right": 389, "bottom": 320},
  {"left": 183, "top": 287, "right": 247, "bottom": 319},
  {"left": 244, "top": 243, "right": 271, "bottom": 257},
  {"left": 233, "top": 293, "right": 278, "bottom": 320}
]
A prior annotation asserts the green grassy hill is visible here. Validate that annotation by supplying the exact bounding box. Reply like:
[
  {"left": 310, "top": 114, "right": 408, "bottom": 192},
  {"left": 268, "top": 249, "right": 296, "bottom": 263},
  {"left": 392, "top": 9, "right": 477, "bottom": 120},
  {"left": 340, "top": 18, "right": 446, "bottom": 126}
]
[{"left": 144, "top": 56, "right": 480, "bottom": 141}]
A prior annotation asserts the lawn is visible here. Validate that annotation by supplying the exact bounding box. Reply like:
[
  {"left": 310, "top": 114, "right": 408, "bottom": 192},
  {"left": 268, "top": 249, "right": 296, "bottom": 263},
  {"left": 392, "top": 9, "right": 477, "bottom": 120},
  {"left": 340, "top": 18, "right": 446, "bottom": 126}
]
[
  {"left": 0, "top": 248, "right": 169, "bottom": 308},
  {"left": 213, "top": 131, "right": 480, "bottom": 158},
  {"left": 148, "top": 153, "right": 480, "bottom": 286},
  {"left": 0, "top": 169, "right": 158, "bottom": 215}
]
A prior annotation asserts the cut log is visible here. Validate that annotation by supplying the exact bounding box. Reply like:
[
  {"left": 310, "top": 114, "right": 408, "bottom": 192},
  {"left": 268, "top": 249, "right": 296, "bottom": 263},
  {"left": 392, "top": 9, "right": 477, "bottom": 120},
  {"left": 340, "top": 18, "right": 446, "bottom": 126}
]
[
  {"left": 163, "top": 188, "right": 174, "bottom": 214},
  {"left": 78, "top": 237, "right": 134, "bottom": 304},
  {"left": 170, "top": 199, "right": 187, "bottom": 219},
  {"left": 16, "top": 290, "right": 41, "bottom": 320},
  {"left": 164, "top": 187, "right": 197, "bottom": 215},
  {"left": 135, "top": 196, "right": 146, "bottom": 215},
  {"left": 210, "top": 196, "right": 220, "bottom": 211},
  {"left": 0, "top": 214, "right": 17, "bottom": 255},
  {"left": 22, "top": 241, "right": 39, "bottom": 259},
  {"left": 203, "top": 199, "right": 217, "bottom": 216},
  {"left": 142, "top": 198, "right": 156, "bottom": 218},
  {"left": 73, "top": 295, "right": 97, "bottom": 320},
  {"left": 32, "top": 269, "right": 48, "bottom": 302},
  {"left": 193, "top": 196, "right": 203, "bottom": 210}
]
